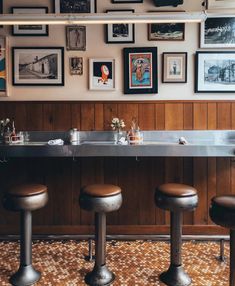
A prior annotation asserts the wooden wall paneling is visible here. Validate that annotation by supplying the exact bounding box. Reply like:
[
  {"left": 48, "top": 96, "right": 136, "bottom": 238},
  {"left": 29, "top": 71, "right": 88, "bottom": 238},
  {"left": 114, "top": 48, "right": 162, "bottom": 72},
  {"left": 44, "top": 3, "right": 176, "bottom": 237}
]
[
  {"left": 232, "top": 103, "right": 235, "bottom": 130},
  {"left": 25, "top": 103, "right": 43, "bottom": 131},
  {"left": 103, "top": 103, "right": 118, "bottom": 130},
  {"left": 183, "top": 103, "right": 193, "bottom": 130},
  {"left": 138, "top": 104, "right": 155, "bottom": 130},
  {"left": 208, "top": 103, "right": 217, "bottom": 130},
  {"left": 217, "top": 103, "right": 231, "bottom": 130},
  {"left": 42, "top": 103, "right": 54, "bottom": 130},
  {"left": 71, "top": 160, "right": 81, "bottom": 225},
  {"left": 216, "top": 158, "right": 231, "bottom": 196},
  {"left": 0, "top": 102, "right": 6, "bottom": 118},
  {"left": 183, "top": 158, "right": 194, "bottom": 225},
  {"left": 231, "top": 159, "right": 235, "bottom": 195},
  {"left": 207, "top": 158, "right": 217, "bottom": 224},
  {"left": 117, "top": 103, "right": 138, "bottom": 131},
  {"left": 193, "top": 103, "right": 208, "bottom": 130},
  {"left": 80, "top": 103, "right": 95, "bottom": 131},
  {"left": 52, "top": 103, "right": 72, "bottom": 131},
  {"left": 5, "top": 102, "right": 27, "bottom": 131},
  {"left": 95, "top": 103, "right": 104, "bottom": 131},
  {"left": 155, "top": 103, "right": 165, "bottom": 130},
  {"left": 165, "top": 103, "right": 183, "bottom": 130},
  {"left": 71, "top": 103, "right": 81, "bottom": 130}
]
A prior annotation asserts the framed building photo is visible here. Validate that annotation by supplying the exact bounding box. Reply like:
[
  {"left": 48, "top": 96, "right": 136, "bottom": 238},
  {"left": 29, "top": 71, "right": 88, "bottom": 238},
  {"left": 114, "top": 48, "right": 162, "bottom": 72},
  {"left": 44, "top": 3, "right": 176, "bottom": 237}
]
[
  {"left": 12, "top": 47, "right": 64, "bottom": 86},
  {"left": 200, "top": 16, "right": 235, "bottom": 48},
  {"left": 0, "top": 37, "right": 9, "bottom": 97},
  {"left": 123, "top": 47, "right": 158, "bottom": 94},
  {"left": 148, "top": 23, "right": 185, "bottom": 41},
  {"left": 195, "top": 51, "right": 235, "bottom": 93},
  {"left": 162, "top": 52, "right": 187, "bottom": 83},
  {"left": 54, "top": 0, "right": 96, "bottom": 13},
  {"left": 106, "top": 10, "right": 135, "bottom": 44},
  {"left": 66, "top": 26, "right": 86, "bottom": 51},
  {"left": 69, "top": 57, "right": 83, "bottom": 75},
  {"left": 89, "top": 58, "right": 115, "bottom": 90},
  {"left": 112, "top": 0, "right": 143, "bottom": 3},
  {"left": 11, "top": 7, "right": 49, "bottom": 36}
]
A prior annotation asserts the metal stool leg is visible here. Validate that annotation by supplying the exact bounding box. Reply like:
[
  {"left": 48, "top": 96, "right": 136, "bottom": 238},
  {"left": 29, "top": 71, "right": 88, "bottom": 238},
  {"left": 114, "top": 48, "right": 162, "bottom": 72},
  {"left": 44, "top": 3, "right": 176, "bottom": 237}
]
[
  {"left": 85, "top": 239, "right": 95, "bottom": 262},
  {"left": 85, "top": 212, "right": 115, "bottom": 286},
  {"left": 159, "top": 211, "right": 191, "bottom": 286},
  {"left": 216, "top": 239, "right": 226, "bottom": 262},
  {"left": 230, "top": 230, "right": 235, "bottom": 286},
  {"left": 9, "top": 210, "right": 40, "bottom": 286}
]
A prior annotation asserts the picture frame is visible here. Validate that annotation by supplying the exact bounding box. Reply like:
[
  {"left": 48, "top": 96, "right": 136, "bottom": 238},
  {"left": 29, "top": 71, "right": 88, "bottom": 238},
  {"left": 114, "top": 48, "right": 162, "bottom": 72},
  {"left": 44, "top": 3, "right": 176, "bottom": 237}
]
[
  {"left": 89, "top": 58, "right": 115, "bottom": 90},
  {"left": 195, "top": 51, "right": 235, "bottom": 93},
  {"left": 66, "top": 26, "right": 86, "bottom": 51},
  {"left": 69, "top": 57, "right": 83, "bottom": 75},
  {"left": 0, "top": 37, "right": 9, "bottom": 97},
  {"left": 12, "top": 47, "right": 64, "bottom": 86},
  {"left": 206, "top": 0, "right": 235, "bottom": 9},
  {"left": 200, "top": 16, "right": 235, "bottom": 48},
  {"left": 123, "top": 47, "right": 158, "bottom": 94},
  {"left": 148, "top": 23, "right": 185, "bottom": 41},
  {"left": 106, "top": 10, "right": 135, "bottom": 44},
  {"left": 0, "top": 0, "right": 3, "bottom": 29},
  {"left": 54, "top": 0, "right": 96, "bottom": 13},
  {"left": 11, "top": 7, "right": 49, "bottom": 36},
  {"left": 162, "top": 52, "right": 187, "bottom": 83},
  {"left": 112, "top": 0, "right": 143, "bottom": 3}
]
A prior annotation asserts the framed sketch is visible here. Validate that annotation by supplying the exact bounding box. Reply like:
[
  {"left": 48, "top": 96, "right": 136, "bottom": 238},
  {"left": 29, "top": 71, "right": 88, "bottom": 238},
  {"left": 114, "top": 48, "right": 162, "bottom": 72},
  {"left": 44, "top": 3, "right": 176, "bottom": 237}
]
[
  {"left": 148, "top": 23, "right": 185, "bottom": 41},
  {"left": 106, "top": 10, "right": 135, "bottom": 44},
  {"left": 112, "top": 0, "right": 143, "bottom": 3},
  {"left": 11, "top": 7, "right": 49, "bottom": 36},
  {"left": 200, "top": 16, "right": 235, "bottom": 48},
  {"left": 89, "top": 58, "right": 115, "bottom": 90},
  {"left": 162, "top": 52, "right": 187, "bottom": 83},
  {"left": 54, "top": 0, "right": 96, "bottom": 13},
  {"left": 207, "top": 0, "right": 235, "bottom": 9},
  {"left": 123, "top": 47, "right": 158, "bottom": 94},
  {"left": 70, "top": 57, "right": 83, "bottom": 75},
  {"left": 195, "top": 51, "right": 235, "bottom": 93},
  {"left": 0, "top": 37, "right": 9, "bottom": 97},
  {"left": 12, "top": 47, "right": 64, "bottom": 86},
  {"left": 66, "top": 26, "right": 86, "bottom": 51}
]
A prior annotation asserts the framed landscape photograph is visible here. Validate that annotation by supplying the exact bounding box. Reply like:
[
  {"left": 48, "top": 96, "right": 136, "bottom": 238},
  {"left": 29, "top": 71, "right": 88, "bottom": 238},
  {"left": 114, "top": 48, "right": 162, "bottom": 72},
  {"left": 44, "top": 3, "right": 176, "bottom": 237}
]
[
  {"left": 123, "top": 47, "right": 158, "bottom": 94},
  {"left": 106, "top": 10, "right": 135, "bottom": 44},
  {"left": 11, "top": 7, "right": 49, "bottom": 36},
  {"left": 54, "top": 0, "right": 96, "bottom": 13},
  {"left": 12, "top": 47, "right": 64, "bottom": 86},
  {"left": 89, "top": 58, "right": 115, "bottom": 90},
  {"left": 66, "top": 26, "right": 86, "bottom": 51},
  {"left": 148, "top": 23, "right": 185, "bottom": 41},
  {"left": 195, "top": 51, "right": 235, "bottom": 93},
  {"left": 201, "top": 16, "right": 235, "bottom": 48},
  {"left": 162, "top": 52, "right": 187, "bottom": 83},
  {"left": 112, "top": 0, "right": 143, "bottom": 3},
  {"left": 0, "top": 37, "right": 8, "bottom": 97},
  {"left": 69, "top": 57, "right": 83, "bottom": 75}
]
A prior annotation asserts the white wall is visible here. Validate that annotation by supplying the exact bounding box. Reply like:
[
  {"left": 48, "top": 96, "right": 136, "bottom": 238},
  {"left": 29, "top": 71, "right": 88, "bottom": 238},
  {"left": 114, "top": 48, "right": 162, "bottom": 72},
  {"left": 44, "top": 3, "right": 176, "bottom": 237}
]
[{"left": 0, "top": 0, "right": 234, "bottom": 101}]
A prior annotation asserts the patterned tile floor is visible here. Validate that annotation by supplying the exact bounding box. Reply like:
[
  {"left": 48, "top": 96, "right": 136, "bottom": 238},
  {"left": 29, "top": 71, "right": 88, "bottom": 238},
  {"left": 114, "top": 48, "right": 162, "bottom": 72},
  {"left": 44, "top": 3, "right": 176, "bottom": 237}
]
[{"left": 0, "top": 240, "right": 229, "bottom": 286}]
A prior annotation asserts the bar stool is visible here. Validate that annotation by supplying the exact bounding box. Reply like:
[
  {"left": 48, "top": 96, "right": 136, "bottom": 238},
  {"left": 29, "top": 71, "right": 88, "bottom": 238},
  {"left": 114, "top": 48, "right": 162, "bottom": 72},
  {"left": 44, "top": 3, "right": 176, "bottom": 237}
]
[
  {"left": 79, "top": 184, "right": 122, "bottom": 286},
  {"left": 210, "top": 195, "right": 235, "bottom": 286},
  {"left": 3, "top": 184, "right": 48, "bottom": 286},
  {"left": 155, "top": 183, "right": 198, "bottom": 286}
]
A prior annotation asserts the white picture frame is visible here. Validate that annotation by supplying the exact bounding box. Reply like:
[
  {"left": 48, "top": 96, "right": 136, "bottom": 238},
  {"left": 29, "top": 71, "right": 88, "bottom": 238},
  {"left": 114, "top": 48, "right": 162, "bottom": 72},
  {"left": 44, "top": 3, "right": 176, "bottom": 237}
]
[
  {"left": 0, "top": 37, "right": 9, "bottom": 97},
  {"left": 207, "top": 0, "right": 235, "bottom": 9}
]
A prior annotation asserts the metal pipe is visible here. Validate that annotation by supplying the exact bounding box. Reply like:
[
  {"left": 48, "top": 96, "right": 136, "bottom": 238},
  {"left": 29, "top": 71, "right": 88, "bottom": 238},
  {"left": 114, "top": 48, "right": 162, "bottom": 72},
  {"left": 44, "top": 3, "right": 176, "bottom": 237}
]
[
  {"left": 95, "top": 212, "right": 106, "bottom": 267},
  {"left": 171, "top": 211, "right": 182, "bottom": 266},
  {"left": 20, "top": 210, "right": 32, "bottom": 266}
]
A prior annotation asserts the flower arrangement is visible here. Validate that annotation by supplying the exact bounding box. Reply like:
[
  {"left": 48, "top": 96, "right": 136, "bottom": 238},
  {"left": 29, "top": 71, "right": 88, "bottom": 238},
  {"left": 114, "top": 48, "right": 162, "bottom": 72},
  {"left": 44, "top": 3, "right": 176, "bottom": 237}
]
[
  {"left": 0, "top": 118, "right": 10, "bottom": 135},
  {"left": 111, "top": 117, "right": 125, "bottom": 131}
]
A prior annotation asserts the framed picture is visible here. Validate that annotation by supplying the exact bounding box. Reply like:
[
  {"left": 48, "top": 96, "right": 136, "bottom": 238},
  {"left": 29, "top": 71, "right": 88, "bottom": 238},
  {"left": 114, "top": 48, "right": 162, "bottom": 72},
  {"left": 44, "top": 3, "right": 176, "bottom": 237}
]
[
  {"left": 195, "top": 51, "right": 235, "bottom": 93},
  {"left": 207, "top": 0, "right": 235, "bottom": 9},
  {"left": 112, "top": 0, "right": 143, "bottom": 3},
  {"left": 148, "top": 23, "right": 185, "bottom": 41},
  {"left": 11, "top": 7, "right": 49, "bottom": 36},
  {"left": 200, "top": 16, "right": 235, "bottom": 48},
  {"left": 70, "top": 57, "right": 83, "bottom": 75},
  {"left": 54, "top": 0, "right": 96, "bottom": 13},
  {"left": 89, "top": 58, "right": 115, "bottom": 90},
  {"left": 0, "top": 37, "right": 9, "bottom": 97},
  {"left": 66, "top": 26, "right": 86, "bottom": 51},
  {"left": 162, "top": 52, "right": 187, "bottom": 83},
  {"left": 106, "top": 10, "right": 135, "bottom": 44},
  {"left": 12, "top": 47, "right": 64, "bottom": 86},
  {"left": 123, "top": 47, "right": 158, "bottom": 94}
]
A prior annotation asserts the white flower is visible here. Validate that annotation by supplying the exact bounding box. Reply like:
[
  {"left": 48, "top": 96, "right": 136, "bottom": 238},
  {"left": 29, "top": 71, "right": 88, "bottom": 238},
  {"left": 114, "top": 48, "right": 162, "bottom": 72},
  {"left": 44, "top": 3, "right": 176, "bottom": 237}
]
[{"left": 110, "top": 117, "right": 125, "bottom": 131}]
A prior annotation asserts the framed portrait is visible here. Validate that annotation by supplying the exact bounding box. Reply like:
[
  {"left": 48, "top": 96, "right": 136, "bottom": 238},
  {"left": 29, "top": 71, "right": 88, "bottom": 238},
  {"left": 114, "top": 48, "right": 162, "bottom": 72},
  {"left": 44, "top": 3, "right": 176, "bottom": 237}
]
[
  {"left": 11, "top": 7, "right": 49, "bottom": 36},
  {"left": 207, "top": 0, "right": 235, "bottom": 9},
  {"left": 162, "top": 52, "right": 187, "bottom": 83},
  {"left": 195, "top": 51, "right": 235, "bottom": 93},
  {"left": 12, "top": 47, "right": 64, "bottom": 86},
  {"left": 0, "top": 37, "right": 9, "bottom": 97},
  {"left": 106, "top": 10, "right": 135, "bottom": 44},
  {"left": 123, "top": 47, "right": 158, "bottom": 94},
  {"left": 112, "top": 0, "right": 143, "bottom": 3},
  {"left": 54, "top": 0, "right": 96, "bottom": 13},
  {"left": 200, "top": 16, "right": 235, "bottom": 48},
  {"left": 148, "top": 23, "right": 185, "bottom": 41},
  {"left": 66, "top": 26, "right": 86, "bottom": 51},
  {"left": 89, "top": 58, "right": 115, "bottom": 90},
  {"left": 70, "top": 57, "right": 83, "bottom": 75}
]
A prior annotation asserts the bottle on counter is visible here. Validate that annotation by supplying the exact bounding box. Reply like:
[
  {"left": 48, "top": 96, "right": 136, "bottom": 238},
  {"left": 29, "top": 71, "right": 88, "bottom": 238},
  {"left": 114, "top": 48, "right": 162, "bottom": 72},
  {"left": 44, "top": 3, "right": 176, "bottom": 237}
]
[
  {"left": 11, "top": 120, "right": 16, "bottom": 142},
  {"left": 69, "top": 128, "right": 80, "bottom": 144}
]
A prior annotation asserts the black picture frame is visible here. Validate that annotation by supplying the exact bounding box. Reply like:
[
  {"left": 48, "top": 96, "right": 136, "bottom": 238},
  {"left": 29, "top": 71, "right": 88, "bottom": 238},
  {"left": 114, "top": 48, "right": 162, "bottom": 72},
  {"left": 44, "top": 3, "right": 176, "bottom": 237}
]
[
  {"left": 148, "top": 23, "right": 185, "bottom": 41},
  {"left": 0, "top": 0, "right": 3, "bottom": 28},
  {"left": 195, "top": 51, "right": 235, "bottom": 93},
  {"left": 106, "top": 10, "right": 135, "bottom": 44},
  {"left": 12, "top": 47, "right": 64, "bottom": 86},
  {"left": 54, "top": 0, "right": 97, "bottom": 13},
  {"left": 112, "top": 0, "right": 143, "bottom": 2},
  {"left": 123, "top": 47, "right": 158, "bottom": 94},
  {"left": 11, "top": 7, "right": 49, "bottom": 36}
]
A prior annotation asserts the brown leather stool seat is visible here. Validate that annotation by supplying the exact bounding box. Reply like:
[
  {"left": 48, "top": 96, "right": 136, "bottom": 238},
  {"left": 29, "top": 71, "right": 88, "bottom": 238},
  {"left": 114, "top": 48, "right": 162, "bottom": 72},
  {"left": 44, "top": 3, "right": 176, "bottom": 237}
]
[
  {"left": 79, "top": 184, "right": 122, "bottom": 286},
  {"left": 210, "top": 195, "right": 235, "bottom": 286},
  {"left": 155, "top": 183, "right": 198, "bottom": 286},
  {"left": 3, "top": 184, "right": 48, "bottom": 286}
]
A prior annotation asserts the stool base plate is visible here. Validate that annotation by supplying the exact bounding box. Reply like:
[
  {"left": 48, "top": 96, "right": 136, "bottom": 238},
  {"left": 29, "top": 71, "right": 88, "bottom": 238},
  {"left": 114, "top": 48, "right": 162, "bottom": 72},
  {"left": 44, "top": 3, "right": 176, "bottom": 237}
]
[
  {"left": 85, "top": 264, "right": 115, "bottom": 286},
  {"left": 9, "top": 264, "right": 41, "bottom": 286},
  {"left": 159, "top": 264, "right": 191, "bottom": 286}
]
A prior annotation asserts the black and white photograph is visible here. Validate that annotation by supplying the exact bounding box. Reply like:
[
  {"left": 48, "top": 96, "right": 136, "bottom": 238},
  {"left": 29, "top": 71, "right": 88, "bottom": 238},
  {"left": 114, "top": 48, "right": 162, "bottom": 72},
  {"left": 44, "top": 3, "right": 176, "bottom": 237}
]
[
  {"left": 11, "top": 7, "right": 49, "bottom": 36},
  {"left": 148, "top": 23, "right": 185, "bottom": 41},
  {"left": 106, "top": 10, "right": 135, "bottom": 44},
  {"left": 12, "top": 47, "right": 64, "bottom": 86},
  {"left": 112, "top": 0, "right": 143, "bottom": 3},
  {"left": 200, "top": 16, "right": 235, "bottom": 48},
  {"left": 69, "top": 57, "right": 83, "bottom": 75},
  {"left": 66, "top": 26, "right": 86, "bottom": 51},
  {"left": 54, "top": 0, "right": 96, "bottom": 13},
  {"left": 195, "top": 51, "right": 235, "bottom": 93}
]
